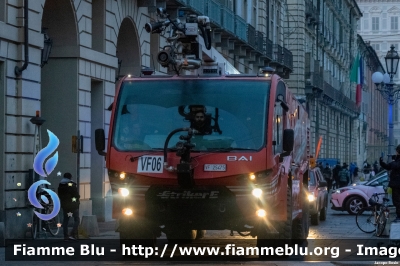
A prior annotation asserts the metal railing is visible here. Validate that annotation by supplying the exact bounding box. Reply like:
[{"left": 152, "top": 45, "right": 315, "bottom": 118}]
[
  {"left": 235, "top": 15, "right": 247, "bottom": 42},
  {"left": 273, "top": 44, "right": 284, "bottom": 64},
  {"left": 188, "top": 0, "right": 206, "bottom": 15},
  {"left": 247, "top": 24, "right": 256, "bottom": 48},
  {"left": 323, "top": 81, "right": 359, "bottom": 113},
  {"left": 265, "top": 38, "right": 273, "bottom": 59},
  {"left": 283, "top": 47, "right": 293, "bottom": 69},
  {"left": 255, "top": 31, "right": 264, "bottom": 54},
  {"left": 206, "top": 0, "right": 221, "bottom": 26},
  {"left": 221, "top": 6, "right": 234, "bottom": 35}
]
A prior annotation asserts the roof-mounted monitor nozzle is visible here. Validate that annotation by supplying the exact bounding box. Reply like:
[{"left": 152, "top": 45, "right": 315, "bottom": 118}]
[{"left": 145, "top": 8, "right": 212, "bottom": 75}]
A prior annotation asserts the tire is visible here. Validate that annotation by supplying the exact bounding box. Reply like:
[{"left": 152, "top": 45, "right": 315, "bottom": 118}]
[
  {"left": 166, "top": 228, "right": 197, "bottom": 243},
  {"left": 46, "top": 205, "right": 60, "bottom": 236},
  {"left": 320, "top": 198, "right": 327, "bottom": 221},
  {"left": 292, "top": 186, "right": 309, "bottom": 241},
  {"left": 311, "top": 212, "right": 320, "bottom": 225},
  {"left": 376, "top": 212, "right": 387, "bottom": 237},
  {"left": 356, "top": 207, "right": 375, "bottom": 233},
  {"left": 257, "top": 186, "right": 292, "bottom": 257},
  {"left": 119, "top": 218, "right": 156, "bottom": 255},
  {"left": 196, "top": 230, "right": 206, "bottom": 239},
  {"left": 346, "top": 196, "right": 365, "bottom": 215}
]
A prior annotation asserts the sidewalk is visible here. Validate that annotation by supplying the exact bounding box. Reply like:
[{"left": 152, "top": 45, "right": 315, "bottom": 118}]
[{"left": 86, "top": 220, "right": 118, "bottom": 239}]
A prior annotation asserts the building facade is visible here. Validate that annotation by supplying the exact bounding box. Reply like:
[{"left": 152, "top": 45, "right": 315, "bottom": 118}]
[{"left": 357, "top": 0, "right": 400, "bottom": 162}]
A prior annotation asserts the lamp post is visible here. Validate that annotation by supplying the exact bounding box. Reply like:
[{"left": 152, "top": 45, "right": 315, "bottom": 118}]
[{"left": 372, "top": 45, "right": 400, "bottom": 161}]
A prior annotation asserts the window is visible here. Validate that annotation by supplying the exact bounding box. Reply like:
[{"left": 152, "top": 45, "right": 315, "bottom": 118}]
[
  {"left": 383, "top": 13, "right": 387, "bottom": 30},
  {"left": 114, "top": 80, "right": 269, "bottom": 151},
  {"left": 92, "top": 0, "right": 105, "bottom": 52},
  {"left": 0, "top": 0, "right": 4, "bottom": 22},
  {"left": 391, "top": 16, "right": 399, "bottom": 30},
  {"left": 363, "top": 13, "right": 369, "bottom": 30},
  {"left": 394, "top": 104, "right": 398, "bottom": 122},
  {"left": 372, "top": 17, "right": 379, "bottom": 31},
  {"left": 371, "top": 43, "right": 380, "bottom": 51}
]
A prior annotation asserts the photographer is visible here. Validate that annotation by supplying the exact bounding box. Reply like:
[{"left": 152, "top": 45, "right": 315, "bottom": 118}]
[{"left": 380, "top": 145, "right": 400, "bottom": 222}]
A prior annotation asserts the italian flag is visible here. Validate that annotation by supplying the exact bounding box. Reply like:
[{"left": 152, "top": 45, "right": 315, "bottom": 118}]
[{"left": 350, "top": 53, "right": 363, "bottom": 108}]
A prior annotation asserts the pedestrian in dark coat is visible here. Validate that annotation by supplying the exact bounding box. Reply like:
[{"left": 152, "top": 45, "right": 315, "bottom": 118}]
[
  {"left": 332, "top": 163, "right": 342, "bottom": 190},
  {"left": 380, "top": 145, "right": 400, "bottom": 222},
  {"left": 58, "top": 172, "right": 80, "bottom": 240}
]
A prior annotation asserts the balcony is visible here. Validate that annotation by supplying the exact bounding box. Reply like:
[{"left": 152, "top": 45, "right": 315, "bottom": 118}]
[
  {"left": 235, "top": 15, "right": 247, "bottom": 42},
  {"left": 247, "top": 24, "right": 256, "bottom": 49},
  {"left": 187, "top": 0, "right": 206, "bottom": 15},
  {"left": 170, "top": 0, "right": 292, "bottom": 74},
  {"left": 265, "top": 38, "right": 273, "bottom": 59},
  {"left": 323, "top": 82, "right": 359, "bottom": 115},
  {"left": 283, "top": 47, "right": 293, "bottom": 70},
  {"left": 206, "top": 0, "right": 222, "bottom": 27},
  {"left": 255, "top": 31, "right": 264, "bottom": 54},
  {"left": 272, "top": 44, "right": 284, "bottom": 64},
  {"left": 221, "top": 6, "right": 235, "bottom": 35}
]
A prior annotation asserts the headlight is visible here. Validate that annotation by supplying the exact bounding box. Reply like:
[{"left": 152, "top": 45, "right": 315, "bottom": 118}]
[
  {"left": 308, "top": 192, "right": 315, "bottom": 202},
  {"left": 122, "top": 208, "right": 133, "bottom": 216},
  {"left": 336, "top": 188, "right": 354, "bottom": 194},
  {"left": 256, "top": 209, "right": 266, "bottom": 217},
  {"left": 248, "top": 170, "right": 273, "bottom": 181},
  {"left": 118, "top": 188, "right": 129, "bottom": 197},
  {"left": 252, "top": 188, "right": 262, "bottom": 198},
  {"left": 119, "top": 172, "right": 126, "bottom": 180}
]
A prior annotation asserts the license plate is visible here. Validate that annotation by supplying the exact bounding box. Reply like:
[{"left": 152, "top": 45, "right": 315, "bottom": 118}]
[
  {"left": 204, "top": 164, "right": 226, "bottom": 172},
  {"left": 137, "top": 156, "right": 163, "bottom": 173}
]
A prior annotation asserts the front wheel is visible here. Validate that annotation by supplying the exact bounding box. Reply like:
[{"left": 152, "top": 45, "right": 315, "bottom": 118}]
[
  {"left": 46, "top": 205, "right": 60, "bottom": 236},
  {"left": 119, "top": 218, "right": 156, "bottom": 254},
  {"left": 310, "top": 211, "right": 320, "bottom": 225},
  {"left": 166, "top": 228, "right": 197, "bottom": 243},
  {"left": 376, "top": 212, "right": 387, "bottom": 237},
  {"left": 257, "top": 186, "right": 292, "bottom": 257},
  {"left": 346, "top": 196, "right": 365, "bottom": 215},
  {"left": 356, "top": 207, "right": 375, "bottom": 233}
]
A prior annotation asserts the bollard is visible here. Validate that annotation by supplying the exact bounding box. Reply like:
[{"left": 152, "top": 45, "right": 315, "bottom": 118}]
[{"left": 80, "top": 215, "right": 99, "bottom": 237}]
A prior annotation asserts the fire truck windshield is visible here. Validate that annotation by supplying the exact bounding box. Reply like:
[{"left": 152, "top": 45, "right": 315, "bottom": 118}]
[{"left": 113, "top": 79, "right": 269, "bottom": 152}]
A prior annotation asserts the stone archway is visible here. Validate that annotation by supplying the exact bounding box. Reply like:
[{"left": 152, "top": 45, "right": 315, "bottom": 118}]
[
  {"left": 40, "top": 0, "right": 79, "bottom": 191},
  {"left": 116, "top": 17, "right": 141, "bottom": 78}
]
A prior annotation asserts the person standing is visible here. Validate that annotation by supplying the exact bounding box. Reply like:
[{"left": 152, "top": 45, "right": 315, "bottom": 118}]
[
  {"left": 380, "top": 145, "right": 400, "bottom": 222},
  {"left": 353, "top": 164, "right": 359, "bottom": 183},
  {"left": 373, "top": 160, "right": 379, "bottom": 174},
  {"left": 332, "top": 163, "right": 342, "bottom": 190},
  {"left": 338, "top": 163, "right": 350, "bottom": 188},
  {"left": 322, "top": 163, "right": 333, "bottom": 192},
  {"left": 58, "top": 172, "right": 80, "bottom": 241},
  {"left": 363, "top": 160, "right": 371, "bottom": 181}
]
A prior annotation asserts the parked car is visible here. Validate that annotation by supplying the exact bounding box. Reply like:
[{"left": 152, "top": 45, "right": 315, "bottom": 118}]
[
  {"left": 331, "top": 171, "right": 389, "bottom": 215},
  {"left": 308, "top": 167, "right": 329, "bottom": 225}
]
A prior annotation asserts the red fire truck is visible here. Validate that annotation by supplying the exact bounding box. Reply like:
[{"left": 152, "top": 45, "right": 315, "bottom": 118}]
[{"left": 95, "top": 8, "right": 310, "bottom": 249}]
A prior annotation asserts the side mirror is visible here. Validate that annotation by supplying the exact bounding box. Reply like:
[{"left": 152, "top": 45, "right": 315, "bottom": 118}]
[
  {"left": 283, "top": 129, "right": 294, "bottom": 152},
  {"left": 95, "top": 128, "right": 106, "bottom": 156},
  {"left": 318, "top": 180, "right": 327, "bottom": 188}
]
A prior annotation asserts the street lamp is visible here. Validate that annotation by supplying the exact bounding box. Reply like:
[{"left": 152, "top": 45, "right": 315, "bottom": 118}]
[
  {"left": 372, "top": 45, "right": 400, "bottom": 161},
  {"left": 40, "top": 28, "right": 53, "bottom": 68}
]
